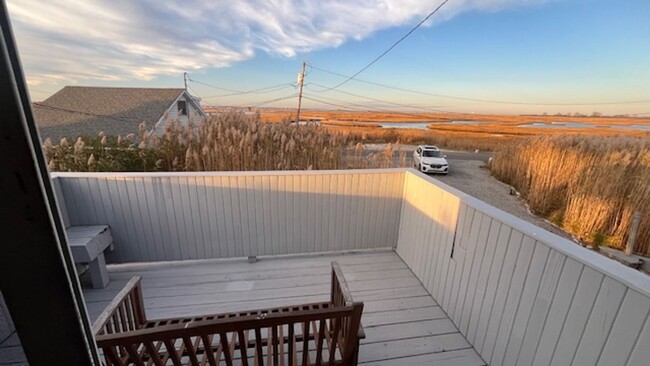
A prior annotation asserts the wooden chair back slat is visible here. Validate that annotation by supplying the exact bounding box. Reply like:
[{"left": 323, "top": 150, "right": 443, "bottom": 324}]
[
  {"left": 143, "top": 341, "right": 164, "bottom": 366},
  {"left": 220, "top": 332, "right": 234, "bottom": 366},
  {"left": 164, "top": 339, "right": 183, "bottom": 366},
  {"left": 301, "top": 321, "right": 310, "bottom": 366},
  {"left": 254, "top": 327, "right": 264, "bottom": 366},
  {"left": 125, "top": 343, "right": 144, "bottom": 366},
  {"left": 238, "top": 330, "right": 249, "bottom": 366},
  {"left": 183, "top": 336, "right": 200, "bottom": 365},
  {"left": 201, "top": 334, "right": 218, "bottom": 366},
  {"left": 315, "top": 318, "right": 325, "bottom": 366},
  {"left": 328, "top": 317, "right": 341, "bottom": 365},
  {"left": 93, "top": 276, "right": 147, "bottom": 336},
  {"left": 288, "top": 322, "right": 295, "bottom": 366},
  {"left": 104, "top": 346, "right": 122, "bottom": 366}
]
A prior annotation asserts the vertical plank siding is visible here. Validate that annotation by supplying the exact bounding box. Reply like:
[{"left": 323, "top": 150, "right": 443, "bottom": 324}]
[
  {"left": 53, "top": 169, "right": 650, "bottom": 365},
  {"left": 53, "top": 170, "right": 405, "bottom": 263},
  {"left": 396, "top": 171, "right": 650, "bottom": 366}
]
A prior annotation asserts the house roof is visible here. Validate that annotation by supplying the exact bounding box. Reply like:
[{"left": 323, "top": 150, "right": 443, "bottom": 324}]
[{"left": 35, "top": 86, "right": 188, "bottom": 141}]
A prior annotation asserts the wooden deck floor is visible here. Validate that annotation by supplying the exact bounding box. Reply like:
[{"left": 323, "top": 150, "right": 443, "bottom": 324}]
[{"left": 83, "top": 250, "right": 484, "bottom": 365}]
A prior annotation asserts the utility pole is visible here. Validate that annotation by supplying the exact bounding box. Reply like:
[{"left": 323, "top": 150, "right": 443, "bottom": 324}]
[
  {"left": 183, "top": 72, "right": 188, "bottom": 91},
  {"left": 295, "top": 62, "right": 306, "bottom": 125}
]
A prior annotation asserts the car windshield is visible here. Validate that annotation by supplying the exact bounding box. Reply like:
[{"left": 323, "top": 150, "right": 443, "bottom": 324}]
[{"left": 422, "top": 150, "right": 442, "bottom": 158}]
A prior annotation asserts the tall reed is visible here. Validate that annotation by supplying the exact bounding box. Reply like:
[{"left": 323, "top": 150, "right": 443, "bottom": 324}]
[
  {"left": 44, "top": 112, "right": 348, "bottom": 172},
  {"left": 490, "top": 135, "right": 650, "bottom": 255}
]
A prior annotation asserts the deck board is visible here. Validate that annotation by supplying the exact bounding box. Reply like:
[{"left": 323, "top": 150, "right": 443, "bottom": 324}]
[{"left": 82, "top": 250, "right": 485, "bottom": 365}]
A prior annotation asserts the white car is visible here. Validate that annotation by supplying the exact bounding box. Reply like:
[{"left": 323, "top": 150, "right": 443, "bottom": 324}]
[{"left": 413, "top": 145, "right": 449, "bottom": 174}]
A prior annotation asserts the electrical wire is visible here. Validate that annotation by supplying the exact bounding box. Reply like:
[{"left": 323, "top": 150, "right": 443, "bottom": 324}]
[
  {"left": 187, "top": 85, "right": 203, "bottom": 99},
  {"left": 306, "top": 82, "right": 451, "bottom": 113},
  {"left": 302, "top": 93, "right": 454, "bottom": 120},
  {"left": 233, "top": 93, "right": 299, "bottom": 109},
  {"left": 186, "top": 77, "right": 242, "bottom": 93},
  {"left": 201, "top": 83, "right": 295, "bottom": 99},
  {"left": 188, "top": 76, "right": 297, "bottom": 98},
  {"left": 301, "top": 95, "right": 372, "bottom": 112},
  {"left": 309, "top": 64, "right": 650, "bottom": 106},
  {"left": 320, "top": 0, "right": 450, "bottom": 91}
]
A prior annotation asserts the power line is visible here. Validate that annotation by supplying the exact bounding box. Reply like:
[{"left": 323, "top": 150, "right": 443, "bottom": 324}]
[
  {"left": 188, "top": 76, "right": 297, "bottom": 99},
  {"left": 310, "top": 64, "right": 650, "bottom": 106},
  {"left": 201, "top": 83, "right": 295, "bottom": 99},
  {"left": 302, "top": 92, "right": 427, "bottom": 115},
  {"left": 302, "top": 93, "right": 452, "bottom": 120},
  {"left": 186, "top": 78, "right": 242, "bottom": 93},
  {"left": 187, "top": 85, "right": 203, "bottom": 99},
  {"left": 320, "top": 0, "right": 450, "bottom": 91},
  {"left": 233, "top": 94, "right": 299, "bottom": 109},
  {"left": 301, "top": 95, "right": 372, "bottom": 112},
  {"left": 306, "top": 82, "right": 451, "bottom": 113}
]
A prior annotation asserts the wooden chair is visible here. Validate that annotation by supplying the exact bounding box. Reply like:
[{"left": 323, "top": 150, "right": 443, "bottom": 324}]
[{"left": 92, "top": 262, "right": 365, "bottom": 366}]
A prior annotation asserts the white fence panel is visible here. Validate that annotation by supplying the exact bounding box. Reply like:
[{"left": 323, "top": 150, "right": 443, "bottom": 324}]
[
  {"left": 54, "top": 170, "right": 405, "bottom": 262},
  {"left": 397, "top": 170, "right": 650, "bottom": 366}
]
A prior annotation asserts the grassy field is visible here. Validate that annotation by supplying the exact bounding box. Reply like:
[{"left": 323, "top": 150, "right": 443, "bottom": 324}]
[{"left": 490, "top": 135, "right": 650, "bottom": 256}]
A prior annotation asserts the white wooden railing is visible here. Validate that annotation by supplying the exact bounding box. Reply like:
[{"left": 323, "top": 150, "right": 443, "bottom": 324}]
[{"left": 52, "top": 169, "right": 650, "bottom": 365}]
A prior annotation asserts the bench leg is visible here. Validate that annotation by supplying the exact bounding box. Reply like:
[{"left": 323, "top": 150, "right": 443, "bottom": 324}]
[{"left": 88, "top": 252, "right": 109, "bottom": 289}]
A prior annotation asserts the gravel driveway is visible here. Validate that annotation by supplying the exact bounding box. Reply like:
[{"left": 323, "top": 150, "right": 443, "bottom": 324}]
[
  {"left": 357, "top": 143, "right": 571, "bottom": 239},
  {"left": 430, "top": 159, "right": 572, "bottom": 239}
]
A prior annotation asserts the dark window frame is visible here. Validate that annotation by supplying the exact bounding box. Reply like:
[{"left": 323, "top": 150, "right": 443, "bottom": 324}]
[{"left": 178, "top": 100, "right": 187, "bottom": 116}]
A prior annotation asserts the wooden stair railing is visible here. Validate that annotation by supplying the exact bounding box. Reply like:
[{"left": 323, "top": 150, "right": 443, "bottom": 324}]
[{"left": 92, "top": 262, "right": 364, "bottom": 366}]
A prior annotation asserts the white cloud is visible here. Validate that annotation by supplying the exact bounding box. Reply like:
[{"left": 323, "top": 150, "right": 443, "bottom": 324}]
[{"left": 7, "top": 0, "right": 548, "bottom": 84}]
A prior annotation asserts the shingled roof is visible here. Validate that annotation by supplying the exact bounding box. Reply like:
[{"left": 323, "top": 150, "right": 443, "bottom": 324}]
[{"left": 35, "top": 86, "right": 187, "bottom": 141}]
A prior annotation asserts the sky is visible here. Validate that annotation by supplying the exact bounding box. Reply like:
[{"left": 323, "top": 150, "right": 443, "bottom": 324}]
[{"left": 7, "top": 0, "right": 650, "bottom": 115}]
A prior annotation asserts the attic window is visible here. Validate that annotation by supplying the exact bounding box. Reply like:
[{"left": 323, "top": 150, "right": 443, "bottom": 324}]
[{"left": 177, "top": 100, "right": 187, "bottom": 116}]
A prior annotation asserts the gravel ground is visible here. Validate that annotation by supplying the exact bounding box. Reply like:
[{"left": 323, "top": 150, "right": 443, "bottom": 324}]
[
  {"left": 355, "top": 143, "right": 571, "bottom": 239},
  {"left": 430, "top": 159, "right": 572, "bottom": 239}
]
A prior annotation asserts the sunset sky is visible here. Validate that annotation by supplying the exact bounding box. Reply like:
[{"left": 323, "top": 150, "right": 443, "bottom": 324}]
[{"left": 8, "top": 0, "right": 650, "bottom": 115}]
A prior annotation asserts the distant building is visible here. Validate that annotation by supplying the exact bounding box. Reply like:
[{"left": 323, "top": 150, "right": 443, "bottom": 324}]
[{"left": 34, "top": 86, "right": 206, "bottom": 142}]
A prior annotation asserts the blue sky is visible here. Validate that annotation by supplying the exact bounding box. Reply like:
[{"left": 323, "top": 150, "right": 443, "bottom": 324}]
[{"left": 8, "top": 0, "right": 650, "bottom": 115}]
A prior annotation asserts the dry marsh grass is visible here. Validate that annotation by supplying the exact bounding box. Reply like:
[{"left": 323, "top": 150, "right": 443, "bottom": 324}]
[
  {"left": 44, "top": 112, "right": 347, "bottom": 172},
  {"left": 333, "top": 125, "right": 516, "bottom": 151},
  {"left": 490, "top": 135, "right": 650, "bottom": 255},
  {"left": 43, "top": 111, "right": 413, "bottom": 172},
  {"left": 247, "top": 109, "right": 650, "bottom": 151}
]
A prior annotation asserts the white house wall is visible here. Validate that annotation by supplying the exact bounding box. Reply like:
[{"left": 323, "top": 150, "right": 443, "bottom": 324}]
[{"left": 152, "top": 92, "right": 205, "bottom": 135}]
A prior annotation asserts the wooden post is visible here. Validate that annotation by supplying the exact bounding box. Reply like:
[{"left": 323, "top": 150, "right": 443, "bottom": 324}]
[{"left": 625, "top": 211, "right": 642, "bottom": 256}]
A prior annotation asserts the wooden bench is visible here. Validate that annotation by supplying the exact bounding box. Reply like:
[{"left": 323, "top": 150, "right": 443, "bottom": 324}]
[
  {"left": 66, "top": 225, "right": 113, "bottom": 289},
  {"left": 92, "top": 262, "right": 364, "bottom": 366}
]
